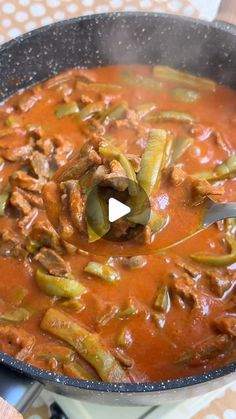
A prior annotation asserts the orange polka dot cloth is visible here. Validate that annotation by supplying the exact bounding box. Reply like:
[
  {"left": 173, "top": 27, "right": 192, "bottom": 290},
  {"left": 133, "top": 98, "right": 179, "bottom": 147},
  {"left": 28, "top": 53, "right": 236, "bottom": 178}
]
[{"left": 0, "top": 0, "right": 221, "bottom": 44}]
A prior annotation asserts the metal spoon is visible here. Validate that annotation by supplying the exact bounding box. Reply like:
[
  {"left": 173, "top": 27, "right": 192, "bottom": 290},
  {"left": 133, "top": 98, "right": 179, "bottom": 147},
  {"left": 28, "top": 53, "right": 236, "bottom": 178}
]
[{"left": 202, "top": 201, "right": 236, "bottom": 228}]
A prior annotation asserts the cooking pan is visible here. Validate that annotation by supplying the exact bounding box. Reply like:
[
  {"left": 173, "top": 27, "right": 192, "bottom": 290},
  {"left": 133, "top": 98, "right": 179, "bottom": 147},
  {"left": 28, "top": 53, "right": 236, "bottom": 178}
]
[{"left": 0, "top": 11, "right": 236, "bottom": 415}]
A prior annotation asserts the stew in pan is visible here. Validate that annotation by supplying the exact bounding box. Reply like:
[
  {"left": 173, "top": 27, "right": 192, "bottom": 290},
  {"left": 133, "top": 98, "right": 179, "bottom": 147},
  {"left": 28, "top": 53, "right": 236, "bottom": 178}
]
[{"left": 0, "top": 65, "right": 235, "bottom": 383}]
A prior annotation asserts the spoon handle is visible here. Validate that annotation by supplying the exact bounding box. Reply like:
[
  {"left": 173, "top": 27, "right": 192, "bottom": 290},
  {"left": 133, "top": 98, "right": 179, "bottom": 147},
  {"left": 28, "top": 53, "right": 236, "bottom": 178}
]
[{"left": 203, "top": 202, "right": 236, "bottom": 227}]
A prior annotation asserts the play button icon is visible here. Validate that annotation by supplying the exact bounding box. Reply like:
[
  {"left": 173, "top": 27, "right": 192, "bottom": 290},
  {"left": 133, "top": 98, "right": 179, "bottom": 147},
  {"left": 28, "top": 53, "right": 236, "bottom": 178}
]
[
  {"left": 108, "top": 198, "right": 131, "bottom": 222},
  {"left": 86, "top": 177, "right": 151, "bottom": 243}
]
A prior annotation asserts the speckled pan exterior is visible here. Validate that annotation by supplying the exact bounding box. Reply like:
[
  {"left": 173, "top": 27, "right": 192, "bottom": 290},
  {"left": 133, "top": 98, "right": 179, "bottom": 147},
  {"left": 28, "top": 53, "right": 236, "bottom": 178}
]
[{"left": 0, "top": 12, "right": 236, "bottom": 406}]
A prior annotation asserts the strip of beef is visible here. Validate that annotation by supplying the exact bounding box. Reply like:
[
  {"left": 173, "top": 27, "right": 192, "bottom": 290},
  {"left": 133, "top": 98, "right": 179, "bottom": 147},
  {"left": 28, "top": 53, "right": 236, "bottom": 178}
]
[
  {"left": 57, "top": 149, "right": 101, "bottom": 182},
  {"left": 101, "top": 160, "right": 128, "bottom": 191},
  {"left": 30, "top": 219, "right": 62, "bottom": 252},
  {"left": 18, "top": 93, "right": 40, "bottom": 113},
  {"left": 0, "top": 325, "right": 35, "bottom": 361},
  {"left": 192, "top": 178, "right": 224, "bottom": 201},
  {"left": 54, "top": 140, "right": 74, "bottom": 168},
  {"left": 0, "top": 144, "right": 33, "bottom": 162},
  {"left": 214, "top": 316, "right": 236, "bottom": 337},
  {"left": 36, "top": 137, "right": 55, "bottom": 156},
  {"left": 60, "top": 180, "right": 85, "bottom": 232},
  {"left": 15, "top": 188, "right": 44, "bottom": 209},
  {"left": 58, "top": 193, "right": 75, "bottom": 240},
  {"left": 11, "top": 170, "right": 44, "bottom": 192},
  {"left": 171, "top": 274, "right": 199, "bottom": 308},
  {"left": 29, "top": 151, "right": 50, "bottom": 179},
  {"left": 10, "top": 190, "right": 32, "bottom": 215},
  {"left": 0, "top": 229, "right": 22, "bottom": 257},
  {"left": 92, "top": 165, "right": 109, "bottom": 184},
  {"left": 207, "top": 271, "right": 232, "bottom": 298},
  {"left": 18, "top": 208, "right": 39, "bottom": 236},
  {"left": 126, "top": 154, "right": 141, "bottom": 173},
  {"left": 168, "top": 166, "right": 187, "bottom": 186},
  {"left": 176, "top": 260, "right": 200, "bottom": 278},
  {"left": 34, "top": 247, "right": 68, "bottom": 277}
]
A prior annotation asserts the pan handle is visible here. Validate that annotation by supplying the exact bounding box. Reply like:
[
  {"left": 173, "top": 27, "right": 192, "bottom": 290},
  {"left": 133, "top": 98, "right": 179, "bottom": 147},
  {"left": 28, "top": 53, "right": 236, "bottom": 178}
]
[
  {"left": 216, "top": 0, "right": 236, "bottom": 24},
  {"left": 0, "top": 363, "right": 42, "bottom": 415}
]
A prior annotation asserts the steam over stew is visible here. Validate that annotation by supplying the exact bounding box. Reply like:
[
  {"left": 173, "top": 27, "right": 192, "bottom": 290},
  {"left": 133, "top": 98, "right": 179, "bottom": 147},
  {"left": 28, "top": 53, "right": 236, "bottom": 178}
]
[{"left": 0, "top": 65, "right": 235, "bottom": 383}]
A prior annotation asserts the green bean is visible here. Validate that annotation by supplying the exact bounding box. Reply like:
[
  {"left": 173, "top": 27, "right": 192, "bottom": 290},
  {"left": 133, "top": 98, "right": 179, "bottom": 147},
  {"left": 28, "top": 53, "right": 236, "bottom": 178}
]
[
  {"left": 36, "top": 345, "right": 74, "bottom": 362},
  {"left": 63, "top": 361, "right": 97, "bottom": 380},
  {"left": 226, "top": 218, "right": 236, "bottom": 237},
  {"left": 25, "top": 239, "right": 41, "bottom": 254},
  {"left": 84, "top": 261, "right": 120, "bottom": 282},
  {"left": 145, "top": 110, "right": 194, "bottom": 123},
  {"left": 191, "top": 236, "right": 236, "bottom": 267},
  {"left": 137, "top": 129, "right": 171, "bottom": 195},
  {"left": 55, "top": 101, "right": 79, "bottom": 119},
  {"left": 121, "top": 71, "right": 162, "bottom": 90},
  {"left": 118, "top": 301, "right": 139, "bottom": 318},
  {"left": 76, "top": 80, "right": 122, "bottom": 92},
  {"left": 36, "top": 268, "right": 86, "bottom": 298},
  {"left": 40, "top": 308, "right": 130, "bottom": 382},
  {"left": 193, "top": 155, "right": 236, "bottom": 182},
  {"left": 0, "top": 307, "right": 31, "bottom": 323},
  {"left": 0, "top": 192, "right": 9, "bottom": 216},
  {"left": 170, "top": 137, "right": 194, "bottom": 165},
  {"left": 5, "top": 115, "right": 21, "bottom": 128},
  {"left": 153, "top": 65, "right": 216, "bottom": 91},
  {"left": 60, "top": 298, "right": 85, "bottom": 313},
  {"left": 215, "top": 155, "right": 236, "bottom": 176},
  {"left": 99, "top": 143, "right": 138, "bottom": 196},
  {"left": 172, "top": 88, "right": 200, "bottom": 103},
  {"left": 135, "top": 103, "right": 157, "bottom": 119},
  {"left": 12, "top": 286, "right": 28, "bottom": 305},
  {"left": 152, "top": 312, "right": 166, "bottom": 328},
  {"left": 86, "top": 185, "right": 110, "bottom": 242},
  {"left": 100, "top": 101, "right": 127, "bottom": 124},
  {"left": 154, "top": 285, "right": 170, "bottom": 312},
  {"left": 77, "top": 101, "right": 105, "bottom": 122},
  {"left": 149, "top": 211, "right": 167, "bottom": 233}
]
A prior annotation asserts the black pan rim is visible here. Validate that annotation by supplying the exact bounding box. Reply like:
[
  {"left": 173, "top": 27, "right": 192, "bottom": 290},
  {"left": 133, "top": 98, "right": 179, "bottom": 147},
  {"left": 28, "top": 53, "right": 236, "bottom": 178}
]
[
  {"left": 1, "top": 11, "right": 236, "bottom": 57},
  {"left": 1, "top": 351, "right": 236, "bottom": 392},
  {"left": 0, "top": 11, "right": 236, "bottom": 393}
]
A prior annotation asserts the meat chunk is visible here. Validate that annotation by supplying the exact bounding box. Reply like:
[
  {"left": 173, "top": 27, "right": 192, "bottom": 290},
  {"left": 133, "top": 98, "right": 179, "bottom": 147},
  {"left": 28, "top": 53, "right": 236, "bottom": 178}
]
[
  {"left": 29, "top": 151, "right": 50, "bottom": 179},
  {"left": 0, "top": 325, "right": 35, "bottom": 361},
  {"left": 0, "top": 229, "right": 22, "bottom": 257},
  {"left": 15, "top": 188, "right": 44, "bottom": 209},
  {"left": 192, "top": 178, "right": 224, "bottom": 199},
  {"left": 135, "top": 225, "right": 152, "bottom": 245},
  {"left": 214, "top": 316, "right": 236, "bottom": 337},
  {"left": 18, "top": 208, "right": 39, "bottom": 236},
  {"left": 92, "top": 165, "right": 109, "bottom": 184},
  {"left": 10, "top": 190, "right": 32, "bottom": 215},
  {"left": 176, "top": 260, "right": 200, "bottom": 278},
  {"left": 168, "top": 166, "right": 187, "bottom": 186},
  {"left": 207, "top": 271, "right": 231, "bottom": 297},
  {"left": 80, "top": 94, "right": 93, "bottom": 104},
  {"left": 122, "top": 256, "right": 147, "bottom": 269},
  {"left": 0, "top": 145, "right": 33, "bottom": 162},
  {"left": 54, "top": 140, "right": 74, "bottom": 168},
  {"left": 36, "top": 137, "right": 55, "bottom": 156},
  {"left": 102, "top": 160, "right": 128, "bottom": 191},
  {"left": 18, "top": 93, "right": 40, "bottom": 113},
  {"left": 60, "top": 180, "right": 85, "bottom": 232},
  {"left": 57, "top": 149, "right": 101, "bottom": 182},
  {"left": 34, "top": 247, "right": 68, "bottom": 276},
  {"left": 126, "top": 154, "right": 141, "bottom": 173},
  {"left": 30, "top": 219, "right": 62, "bottom": 252},
  {"left": 11, "top": 170, "right": 44, "bottom": 192},
  {"left": 171, "top": 274, "right": 198, "bottom": 307}
]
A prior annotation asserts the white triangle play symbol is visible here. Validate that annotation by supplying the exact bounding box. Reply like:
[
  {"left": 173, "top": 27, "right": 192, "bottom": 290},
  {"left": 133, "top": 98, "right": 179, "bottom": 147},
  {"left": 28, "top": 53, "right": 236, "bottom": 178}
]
[{"left": 108, "top": 197, "right": 131, "bottom": 223}]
